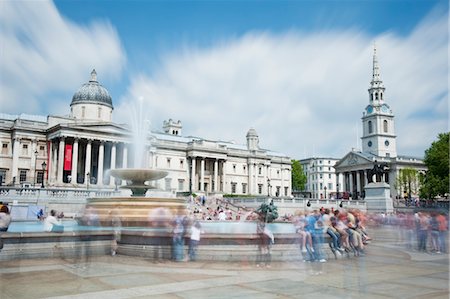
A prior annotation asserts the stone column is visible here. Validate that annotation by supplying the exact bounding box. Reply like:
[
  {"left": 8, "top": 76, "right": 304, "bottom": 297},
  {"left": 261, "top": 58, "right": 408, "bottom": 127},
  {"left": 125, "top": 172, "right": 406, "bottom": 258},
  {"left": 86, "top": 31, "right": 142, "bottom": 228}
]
[
  {"left": 254, "top": 164, "right": 258, "bottom": 195},
  {"left": 222, "top": 161, "right": 227, "bottom": 193},
  {"left": 31, "top": 139, "right": 37, "bottom": 185},
  {"left": 47, "top": 141, "right": 53, "bottom": 184},
  {"left": 51, "top": 141, "right": 58, "bottom": 184},
  {"left": 280, "top": 167, "right": 284, "bottom": 196},
  {"left": 11, "top": 137, "right": 20, "bottom": 184},
  {"left": 97, "top": 141, "right": 104, "bottom": 185},
  {"left": 364, "top": 170, "right": 368, "bottom": 186},
  {"left": 248, "top": 162, "right": 252, "bottom": 195},
  {"left": 356, "top": 170, "right": 361, "bottom": 199},
  {"left": 190, "top": 157, "right": 196, "bottom": 192},
  {"left": 85, "top": 140, "right": 92, "bottom": 185},
  {"left": 57, "top": 137, "right": 65, "bottom": 184},
  {"left": 349, "top": 172, "right": 354, "bottom": 199},
  {"left": 335, "top": 172, "right": 340, "bottom": 199},
  {"left": 200, "top": 158, "right": 205, "bottom": 192},
  {"left": 122, "top": 145, "right": 128, "bottom": 186},
  {"left": 122, "top": 145, "right": 128, "bottom": 168},
  {"left": 213, "top": 159, "right": 218, "bottom": 192},
  {"left": 71, "top": 138, "right": 79, "bottom": 184},
  {"left": 110, "top": 142, "right": 117, "bottom": 186}
]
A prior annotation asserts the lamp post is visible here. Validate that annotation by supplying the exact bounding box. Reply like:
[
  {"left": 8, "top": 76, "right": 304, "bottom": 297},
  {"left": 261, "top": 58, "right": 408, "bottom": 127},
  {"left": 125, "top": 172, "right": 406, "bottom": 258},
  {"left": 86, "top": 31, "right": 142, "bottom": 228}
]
[
  {"left": 86, "top": 172, "right": 90, "bottom": 190},
  {"left": 41, "top": 161, "right": 47, "bottom": 188},
  {"left": 267, "top": 178, "right": 271, "bottom": 197},
  {"left": 34, "top": 150, "right": 38, "bottom": 187},
  {"left": 336, "top": 183, "right": 340, "bottom": 200},
  {"left": 324, "top": 186, "right": 327, "bottom": 199}
]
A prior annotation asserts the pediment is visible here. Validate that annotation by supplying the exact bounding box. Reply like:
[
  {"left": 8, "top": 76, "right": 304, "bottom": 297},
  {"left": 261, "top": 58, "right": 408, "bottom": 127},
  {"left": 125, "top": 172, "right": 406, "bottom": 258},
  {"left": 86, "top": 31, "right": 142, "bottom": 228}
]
[
  {"left": 69, "top": 122, "right": 130, "bottom": 135},
  {"left": 335, "top": 151, "right": 373, "bottom": 168}
]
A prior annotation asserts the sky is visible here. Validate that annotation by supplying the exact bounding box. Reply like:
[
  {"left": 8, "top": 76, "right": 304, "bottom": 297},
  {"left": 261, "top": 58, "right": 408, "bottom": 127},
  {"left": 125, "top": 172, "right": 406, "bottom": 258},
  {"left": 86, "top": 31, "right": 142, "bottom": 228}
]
[{"left": 0, "top": 0, "right": 448, "bottom": 159}]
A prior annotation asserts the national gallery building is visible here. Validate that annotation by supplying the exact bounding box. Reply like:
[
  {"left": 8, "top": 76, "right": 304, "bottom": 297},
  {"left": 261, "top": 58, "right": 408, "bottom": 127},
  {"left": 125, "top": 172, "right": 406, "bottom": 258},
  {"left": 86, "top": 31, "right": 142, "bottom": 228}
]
[{"left": 0, "top": 70, "right": 292, "bottom": 197}]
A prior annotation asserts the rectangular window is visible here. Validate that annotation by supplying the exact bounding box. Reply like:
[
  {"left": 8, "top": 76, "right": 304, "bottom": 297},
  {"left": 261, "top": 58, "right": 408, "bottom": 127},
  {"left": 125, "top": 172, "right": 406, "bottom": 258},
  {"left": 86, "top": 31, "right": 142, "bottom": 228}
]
[
  {"left": 36, "top": 171, "right": 44, "bottom": 184},
  {"left": 178, "top": 179, "right": 184, "bottom": 190},
  {"left": 319, "top": 160, "right": 322, "bottom": 164},
  {"left": 328, "top": 183, "right": 333, "bottom": 190},
  {"left": 284, "top": 187, "right": 288, "bottom": 196},
  {"left": 22, "top": 144, "right": 28, "bottom": 155},
  {"left": 231, "top": 182, "right": 237, "bottom": 194},
  {"left": 1, "top": 143, "right": 7, "bottom": 155},
  {"left": 258, "top": 167, "right": 262, "bottom": 175},
  {"left": 276, "top": 186, "right": 281, "bottom": 197},
  {"left": 258, "top": 184, "right": 263, "bottom": 194},
  {"left": 328, "top": 174, "right": 331, "bottom": 179},
  {"left": 320, "top": 174, "right": 323, "bottom": 179},
  {"left": 320, "top": 183, "right": 323, "bottom": 190},
  {"left": 242, "top": 183, "right": 247, "bottom": 194},
  {"left": 165, "top": 178, "right": 172, "bottom": 191},
  {"left": 0, "top": 169, "right": 6, "bottom": 185},
  {"left": 19, "top": 169, "right": 27, "bottom": 183}
]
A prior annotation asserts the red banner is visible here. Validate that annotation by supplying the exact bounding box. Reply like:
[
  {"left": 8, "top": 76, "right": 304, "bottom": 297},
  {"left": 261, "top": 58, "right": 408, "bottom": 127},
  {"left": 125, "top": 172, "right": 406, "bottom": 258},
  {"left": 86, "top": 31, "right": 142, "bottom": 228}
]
[{"left": 64, "top": 144, "right": 73, "bottom": 171}]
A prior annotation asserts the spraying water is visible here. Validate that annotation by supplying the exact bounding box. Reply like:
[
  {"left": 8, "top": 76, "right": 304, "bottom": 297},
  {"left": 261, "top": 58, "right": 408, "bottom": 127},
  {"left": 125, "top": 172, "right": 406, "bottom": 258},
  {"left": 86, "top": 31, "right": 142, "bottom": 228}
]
[{"left": 128, "top": 97, "right": 152, "bottom": 168}]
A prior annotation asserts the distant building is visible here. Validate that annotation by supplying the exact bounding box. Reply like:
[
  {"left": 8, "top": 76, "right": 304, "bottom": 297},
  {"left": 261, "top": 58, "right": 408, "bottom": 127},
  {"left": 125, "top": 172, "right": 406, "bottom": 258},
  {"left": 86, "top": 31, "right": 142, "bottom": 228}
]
[
  {"left": 300, "top": 157, "right": 342, "bottom": 199},
  {"left": 0, "top": 70, "right": 291, "bottom": 196},
  {"left": 334, "top": 47, "right": 426, "bottom": 199}
]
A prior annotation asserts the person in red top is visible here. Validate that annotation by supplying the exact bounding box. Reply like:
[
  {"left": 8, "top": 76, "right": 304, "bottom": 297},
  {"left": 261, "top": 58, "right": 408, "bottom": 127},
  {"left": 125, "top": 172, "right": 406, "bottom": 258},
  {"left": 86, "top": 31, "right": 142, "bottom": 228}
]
[{"left": 436, "top": 212, "right": 448, "bottom": 253}]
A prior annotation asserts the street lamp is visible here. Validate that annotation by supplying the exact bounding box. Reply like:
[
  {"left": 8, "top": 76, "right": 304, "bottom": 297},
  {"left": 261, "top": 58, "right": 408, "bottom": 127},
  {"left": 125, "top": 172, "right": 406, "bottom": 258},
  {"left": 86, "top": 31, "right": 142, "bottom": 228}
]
[
  {"left": 86, "top": 172, "right": 90, "bottom": 190},
  {"left": 336, "top": 183, "right": 340, "bottom": 200},
  {"left": 267, "top": 178, "right": 271, "bottom": 197},
  {"left": 324, "top": 186, "right": 327, "bottom": 199},
  {"left": 41, "top": 161, "right": 47, "bottom": 188},
  {"left": 34, "top": 150, "right": 38, "bottom": 187}
]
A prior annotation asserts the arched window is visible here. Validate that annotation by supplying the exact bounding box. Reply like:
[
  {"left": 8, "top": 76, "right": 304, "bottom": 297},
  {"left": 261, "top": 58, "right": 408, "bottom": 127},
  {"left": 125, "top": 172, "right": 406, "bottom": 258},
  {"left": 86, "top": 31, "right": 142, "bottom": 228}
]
[
  {"left": 383, "top": 120, "right": 388, "bottom": 133},
  {"left": 368, "top": 121, "right": 373, "bottom": 134}
]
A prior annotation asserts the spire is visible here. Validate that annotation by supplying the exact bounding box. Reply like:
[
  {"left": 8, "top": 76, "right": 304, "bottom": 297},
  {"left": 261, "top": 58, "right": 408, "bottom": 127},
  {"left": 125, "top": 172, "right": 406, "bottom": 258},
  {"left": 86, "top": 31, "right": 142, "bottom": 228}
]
[
  {"left": 371, "top": 44, "right": 381, "bottom": 83},
  {"left": 90, "top": 69, "right": 97, "bottom": 82}
]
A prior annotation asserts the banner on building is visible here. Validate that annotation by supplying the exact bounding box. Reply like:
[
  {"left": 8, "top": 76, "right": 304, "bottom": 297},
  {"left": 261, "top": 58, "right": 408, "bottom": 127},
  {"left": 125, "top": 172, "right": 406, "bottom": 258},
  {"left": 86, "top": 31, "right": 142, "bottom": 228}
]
[{"left": 64, "top": 144, "right": 73, "bottom": 171}]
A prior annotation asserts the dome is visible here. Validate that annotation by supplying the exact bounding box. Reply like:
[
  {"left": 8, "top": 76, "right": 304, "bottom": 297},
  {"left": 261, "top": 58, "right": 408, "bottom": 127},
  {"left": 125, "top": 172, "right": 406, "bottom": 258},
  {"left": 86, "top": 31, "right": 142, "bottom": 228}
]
[{"left": 70, "top": 70, "right": 113, "bottom": 109}]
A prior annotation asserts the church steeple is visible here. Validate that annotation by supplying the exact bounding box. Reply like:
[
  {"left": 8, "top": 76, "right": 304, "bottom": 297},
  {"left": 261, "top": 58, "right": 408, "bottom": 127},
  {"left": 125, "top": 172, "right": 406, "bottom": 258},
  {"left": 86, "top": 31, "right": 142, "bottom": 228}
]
[
  {"left": 362, "top": 45, "right": 397, "bottom": 158},
  {"left": 368, "top": 45, "right": 385, "bottom": 106}
]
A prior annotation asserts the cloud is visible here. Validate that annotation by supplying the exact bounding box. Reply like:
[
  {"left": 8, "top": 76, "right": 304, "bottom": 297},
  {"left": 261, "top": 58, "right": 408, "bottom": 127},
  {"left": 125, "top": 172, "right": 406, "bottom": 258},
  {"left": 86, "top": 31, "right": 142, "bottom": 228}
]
[
  {"left": 0, "top": 0, "right": 126, "bottom": 115},
  {"left": 117, "top": 7, "right": 447, "bottom": 159}
]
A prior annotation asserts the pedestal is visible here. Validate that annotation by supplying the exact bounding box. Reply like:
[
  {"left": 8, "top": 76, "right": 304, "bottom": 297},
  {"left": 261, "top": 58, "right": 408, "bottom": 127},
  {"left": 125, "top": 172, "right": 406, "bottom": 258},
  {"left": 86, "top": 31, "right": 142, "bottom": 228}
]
[{"left": 364, "top": 182, "right": 393, "bottom": 213}]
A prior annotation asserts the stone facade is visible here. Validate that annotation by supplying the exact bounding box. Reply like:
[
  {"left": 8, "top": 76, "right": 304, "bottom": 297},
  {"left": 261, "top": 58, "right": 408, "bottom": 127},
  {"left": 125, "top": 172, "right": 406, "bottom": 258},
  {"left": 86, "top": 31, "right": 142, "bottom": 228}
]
[{"left": 0, "top": 71, "right": 291, "bottom": 197}]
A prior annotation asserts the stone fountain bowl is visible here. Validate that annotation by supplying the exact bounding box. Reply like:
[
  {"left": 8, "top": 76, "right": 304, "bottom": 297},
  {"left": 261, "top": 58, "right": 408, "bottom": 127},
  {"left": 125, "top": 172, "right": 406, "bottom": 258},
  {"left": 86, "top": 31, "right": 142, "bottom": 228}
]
[{"left": 109, "top": 168, "right": 168, "bottom": 184}]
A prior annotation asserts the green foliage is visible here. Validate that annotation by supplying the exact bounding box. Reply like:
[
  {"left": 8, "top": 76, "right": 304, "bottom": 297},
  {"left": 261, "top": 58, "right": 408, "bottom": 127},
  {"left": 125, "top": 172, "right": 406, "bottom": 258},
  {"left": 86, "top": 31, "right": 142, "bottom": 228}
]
[
  {"left": 396, "top": 168, "right": 419, "bottom": 198},
  {"left": 291, "top": 160, "right": 307, "bottom": 191},
  {"left": 256, "top": 202, "right": 278, "bottom": 223},
  {"left": 420, "top": 133, "right": 449, "bottom": 199}
]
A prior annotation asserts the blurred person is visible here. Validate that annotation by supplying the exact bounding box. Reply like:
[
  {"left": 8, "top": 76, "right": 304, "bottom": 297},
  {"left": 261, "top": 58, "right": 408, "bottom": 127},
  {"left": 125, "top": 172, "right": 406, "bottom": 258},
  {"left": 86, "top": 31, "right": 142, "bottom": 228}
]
[
  {"left": 148, "top": 207, "right": 172, "bottom": 262},
  {"left": 0, "top": 205, "right": 11, "bottom": 250},
  {"left": 437, "top": 212, "right": 448, "bottom": 253},
  {"left": 109, "top": 208, "right": 122, "bottom": 256},
  {"left": 44, "top": 210, "right": 63, "bottom": 232},
  {"left": 323, "top": 209, "right": 344, "bottom": 255},
  {"left": 37, "top": 208, "right": 44, "bottom": 221},
  {"left": 417, "top": 212, "right": 430, "bottom": 252},
  {"left": 172, "top": 209, "right": 188, "bottom": 261},
  {"left": 188, "top": 220, "right": 204, "bottom": 261},
  {"left": 293, "top": 211, "right": 313, "bottom": 254},
  {"left": 0, "top": 205, "right": 11, "bottom": 232},
  {"left": 256, "top": 217, "right": 273, "bottom": 268}
]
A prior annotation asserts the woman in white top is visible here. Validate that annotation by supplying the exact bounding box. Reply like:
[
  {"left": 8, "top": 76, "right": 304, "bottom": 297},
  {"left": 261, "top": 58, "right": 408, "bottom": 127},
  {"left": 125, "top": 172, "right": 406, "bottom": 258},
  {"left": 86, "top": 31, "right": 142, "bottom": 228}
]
[
  {"left": 44, "top": 210, "right": 62, "bottom": 232},
  {"left": 188, "top": 221, "right": 203, "bottom": 261}
]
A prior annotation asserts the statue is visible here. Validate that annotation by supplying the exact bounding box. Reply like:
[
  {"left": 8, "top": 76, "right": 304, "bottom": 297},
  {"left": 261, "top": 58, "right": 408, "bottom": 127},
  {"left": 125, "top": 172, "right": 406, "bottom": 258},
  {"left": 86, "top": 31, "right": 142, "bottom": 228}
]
[
  {"left": 368, "top": 160, "right": 389, "bottom": 183},
  {"left": 256, "top": 200, "right": 278, "bottom": 223}
]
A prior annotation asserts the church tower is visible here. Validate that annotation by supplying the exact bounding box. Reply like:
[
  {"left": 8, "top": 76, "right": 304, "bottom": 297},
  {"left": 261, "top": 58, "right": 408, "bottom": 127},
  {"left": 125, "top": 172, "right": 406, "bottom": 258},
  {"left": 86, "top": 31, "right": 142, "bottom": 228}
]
[{"left": 361, "top": 46, "right": 397, "bottom": 158}]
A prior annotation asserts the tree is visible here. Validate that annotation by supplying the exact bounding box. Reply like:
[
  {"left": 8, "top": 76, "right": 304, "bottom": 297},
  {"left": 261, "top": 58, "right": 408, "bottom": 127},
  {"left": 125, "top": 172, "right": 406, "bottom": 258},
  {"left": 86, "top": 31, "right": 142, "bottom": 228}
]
[
  {"left": 395, "top": 168, "right": 419, "bottom": 199},
  {"left": 419, "top": 133, "right": 449, "bottom": 199},
  {"left": 291, "top": 160, "right": 307, "bottom": 191}
]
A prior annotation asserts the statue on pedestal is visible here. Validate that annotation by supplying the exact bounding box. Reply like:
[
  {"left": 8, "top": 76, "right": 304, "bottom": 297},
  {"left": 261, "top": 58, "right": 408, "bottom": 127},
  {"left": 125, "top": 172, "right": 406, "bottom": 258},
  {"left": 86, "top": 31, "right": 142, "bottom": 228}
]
[{"left": 368, "top": 160, "right": 389, "bottom": 183}]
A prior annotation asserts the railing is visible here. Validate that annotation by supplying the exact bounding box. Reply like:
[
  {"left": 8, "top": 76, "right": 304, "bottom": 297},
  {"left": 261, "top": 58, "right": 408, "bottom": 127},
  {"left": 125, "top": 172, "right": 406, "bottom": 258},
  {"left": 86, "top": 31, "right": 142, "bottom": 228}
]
[{"left": 0, "top": 186, "right": 120, "bottom": 203}]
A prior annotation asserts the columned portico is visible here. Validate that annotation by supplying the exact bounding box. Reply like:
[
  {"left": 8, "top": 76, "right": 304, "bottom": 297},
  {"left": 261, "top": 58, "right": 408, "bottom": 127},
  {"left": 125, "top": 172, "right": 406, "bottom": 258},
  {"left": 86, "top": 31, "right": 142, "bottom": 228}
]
[
  {"left": 97, "top": 141, "right": 105, "bottom": 186},
  {"left": 71, "top": 138, "right": 79, "bottom": 184},
  {"left": 110, "top": 142, "right": 117, "bottom": 186},
  {"left": 85, "top": 140, "right": 92, "bottom": 185},
  {"left": 213, "top": 159, "right": 218, "bottom": 192},
  {"left": 57, "top": 137, "right": 65, "bottom": 184}
]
